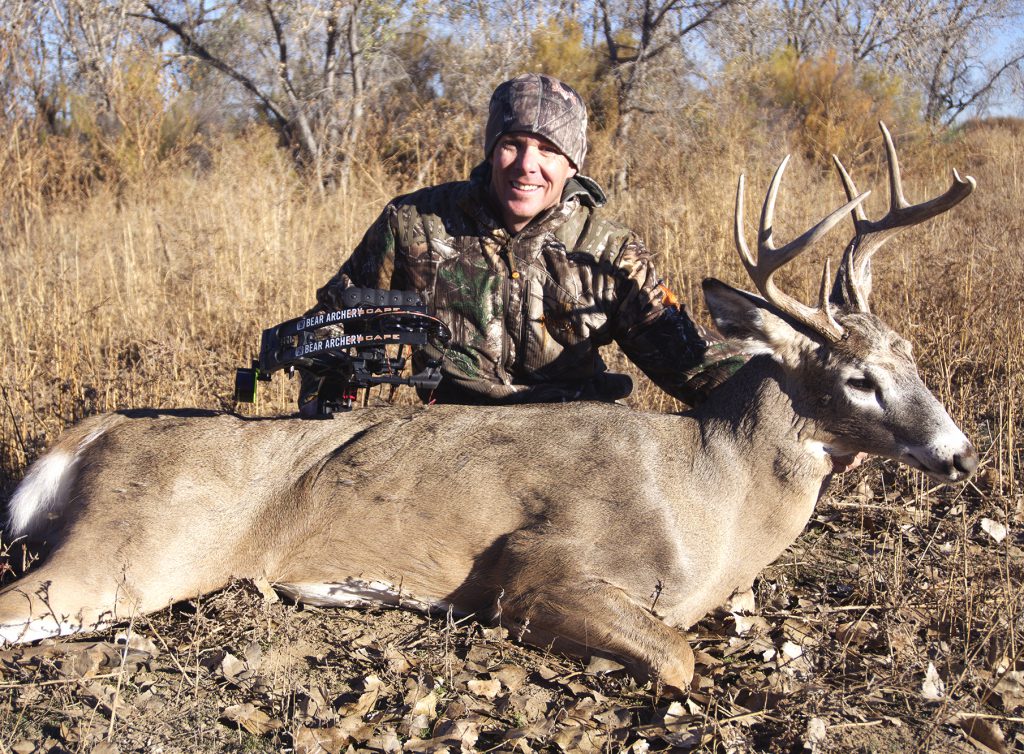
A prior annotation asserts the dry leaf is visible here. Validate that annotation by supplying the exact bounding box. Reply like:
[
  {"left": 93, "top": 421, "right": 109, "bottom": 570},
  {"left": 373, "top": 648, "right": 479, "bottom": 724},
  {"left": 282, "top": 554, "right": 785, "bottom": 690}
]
[
  {"left": 735, "top": 689, "right": 784, "bottom": 712},
  {"left": 253, "top": 575, "right": 280, "bottom": 603},
  {"left": 365, "top": 729, "right": 402, "bottom": 753},
  {"left": 836, "top": 620, "right": 877, "bottom": 647},
  {"left": 782, "top": 618, "right": 818, "bottom": 647},
  {"left": 922, "top": 662, "right": 945, "bottom": 700},
  {"left": 294, "top": 686, "right": 334, "bottom": 724},
  {"left": 219, "top": 652, "right": 248, "bottom": 685},
  {"left": 464, "top": 645, "right": 491, "bottom": 668},
  {"left": 342, "top": 674, "right": 384, "bottom": 718},
  {"left": 510, "top": 690, "right": 551, "bottom": 722},
  {"left": 292, "top": 724, "right": 349, "bottom": 754},
  {"left": 951, "top": 714, "right": 1009, "bottom": 754},
  {"left": 244, "top": 641, "right": 262, "bottom": 670},
  {"left": 494, "top": 664, "right": 528, "bottom": 693},
  {"left": 693, "top": 649, "right": 722, "bottom": 669},
  {"left": 432, "top": 717, "right": 482, "bottom": 751},
  {"left": 663, "top": 701, "right": 697, "bottom": 733},
  {"left": 980, "top": 518, "right": 1007, "bottom": 543},
  {"left": 467, "top": 678, "right": 501, "bottom": 699},
  {"left": 732, "top": 614, "right": 770, "bottom": 637},
  {"left": 408, "top": 690, "right": 438, "bottom": 718},
  {"left": 804, "top": 717, "right": 827, "bottom": 752},
  {"left": 586, "top": 655, "right": 625, "bottom": 674},
  {"left": 595, "top": 708, "right": 633, "bottom": 730},
  {"left": 993, "top": 671, "right": 1024, "bottom": 711},
  {"left": 536, "top": 665, "right": 558, "bottom": 681},
  {"left": 402, "top": 738, "right": 451, "bottom": 753},
  {"left": 221, "top": 702, "right": 282, "bottom": 735},
  {"left": 781, "top": 641, "right": 803, "bottom": 659},
  {"left": 384, "top": 647, "right": 415, "bottom": 674},
  {"left": 552, "top": 726, "right": 606, "bottom": 753}
]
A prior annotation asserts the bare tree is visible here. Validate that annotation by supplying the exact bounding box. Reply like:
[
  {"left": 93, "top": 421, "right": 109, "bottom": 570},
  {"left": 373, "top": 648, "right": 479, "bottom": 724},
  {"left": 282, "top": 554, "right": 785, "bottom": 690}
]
[
  {"left": 907, "top": 0, "right": 1024, "bottom": 123},
  {"left": 138, "top": 0, "right": 390, "bottom": 188},
  {"left": 823, "top": 0, "right": 1024, "bottom": 122},
  {"left": 706, "top": 0, "right": 1024, "bottom": 124},
  {"left": 594, "top": 0, "right": 739, "bottom": 191},
  {"left": 0, "top": 0, "right": 147, "bottom": 135}
]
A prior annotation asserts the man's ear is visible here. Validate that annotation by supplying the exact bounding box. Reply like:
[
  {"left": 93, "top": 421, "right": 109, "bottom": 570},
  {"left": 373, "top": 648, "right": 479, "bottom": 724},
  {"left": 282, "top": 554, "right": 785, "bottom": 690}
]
[{"left": 702, "top": 278, "right": 818, "bottom": 357}]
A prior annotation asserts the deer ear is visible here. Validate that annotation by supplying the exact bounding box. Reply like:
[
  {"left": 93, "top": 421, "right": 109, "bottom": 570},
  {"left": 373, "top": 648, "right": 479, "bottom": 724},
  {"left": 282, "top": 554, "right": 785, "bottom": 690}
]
[{"left": 702, "top": 278, "right": 816, "bottom": 355}]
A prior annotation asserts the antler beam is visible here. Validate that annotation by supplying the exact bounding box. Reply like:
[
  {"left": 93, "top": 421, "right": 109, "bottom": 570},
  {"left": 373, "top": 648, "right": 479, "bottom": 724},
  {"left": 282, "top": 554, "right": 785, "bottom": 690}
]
[
  {"left": 735, "top": 156, "right": 869, "bottom": 343},
  {"left": 831, "top": 122, "right": 977, "bottom": 312}
]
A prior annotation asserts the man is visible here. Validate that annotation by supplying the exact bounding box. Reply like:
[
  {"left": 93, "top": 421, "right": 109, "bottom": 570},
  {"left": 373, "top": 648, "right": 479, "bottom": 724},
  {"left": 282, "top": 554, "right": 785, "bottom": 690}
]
[{"left": 300, "top": 73, "right": 739, "bottom": 413}]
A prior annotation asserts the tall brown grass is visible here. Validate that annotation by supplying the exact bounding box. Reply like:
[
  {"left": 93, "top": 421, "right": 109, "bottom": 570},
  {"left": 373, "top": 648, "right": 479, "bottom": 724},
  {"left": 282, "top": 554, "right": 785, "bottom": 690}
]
[{"left": 0, "top": 118, "right": 1020, "bottom": 490}]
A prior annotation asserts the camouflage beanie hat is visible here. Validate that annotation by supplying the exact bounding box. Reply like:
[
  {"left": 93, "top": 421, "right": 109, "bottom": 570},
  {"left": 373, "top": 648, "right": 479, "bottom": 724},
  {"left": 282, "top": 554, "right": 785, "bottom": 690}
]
[{"left": 484, "top": 74, "right": 588, "bottom": 169}]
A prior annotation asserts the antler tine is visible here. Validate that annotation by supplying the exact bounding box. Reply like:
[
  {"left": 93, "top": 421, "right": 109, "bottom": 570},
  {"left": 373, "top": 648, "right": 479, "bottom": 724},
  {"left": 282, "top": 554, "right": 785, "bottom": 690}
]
[
  {"left": 734, "top": 158, "right": 870, "bottom": 343},
  {"left": 880, "top": 121, "right": 911, "bottom": 211},
  {"left": 836, "top": 121, "right": 977, "bottom": 312},
  {"left": 831, "top": 154, "right": 868, "bottom": 224}
]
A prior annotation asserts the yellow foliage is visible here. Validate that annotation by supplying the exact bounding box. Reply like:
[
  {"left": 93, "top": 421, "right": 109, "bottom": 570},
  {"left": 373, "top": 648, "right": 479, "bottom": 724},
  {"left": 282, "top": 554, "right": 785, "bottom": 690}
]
[
  {"left": 75, "top": 52, "right": 200, "bottom": 185},
  {"left": 4, "top": 52, "right": 201, "bottom": 208},
  {"left": 530, "top": 18, "right": 599, "bottom": 92},
  {"left": 758, "top": 47, "right": 920, "bottom": 160},
  {"left": 529, "top": 18, "right": 618, "bottom": 133}
]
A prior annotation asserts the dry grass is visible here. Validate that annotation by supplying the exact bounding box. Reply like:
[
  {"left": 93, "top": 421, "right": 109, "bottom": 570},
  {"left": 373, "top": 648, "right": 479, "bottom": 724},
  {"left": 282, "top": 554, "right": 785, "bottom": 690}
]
[{"left": 0, "top": 119, "right": 1021, "bottom": 752}]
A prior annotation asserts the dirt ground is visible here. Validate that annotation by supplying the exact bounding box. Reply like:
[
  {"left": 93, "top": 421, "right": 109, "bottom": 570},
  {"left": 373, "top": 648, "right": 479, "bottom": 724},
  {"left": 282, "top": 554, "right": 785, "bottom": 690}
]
[{"left": 1, "top": 466, "right": 1020, "bottom": 754}]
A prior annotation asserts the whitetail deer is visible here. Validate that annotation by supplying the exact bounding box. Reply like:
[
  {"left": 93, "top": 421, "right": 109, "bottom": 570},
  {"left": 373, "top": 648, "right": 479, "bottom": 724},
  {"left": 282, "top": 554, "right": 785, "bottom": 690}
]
[{"left": 0, "top": 124, "right": 977, "bottom": 692}]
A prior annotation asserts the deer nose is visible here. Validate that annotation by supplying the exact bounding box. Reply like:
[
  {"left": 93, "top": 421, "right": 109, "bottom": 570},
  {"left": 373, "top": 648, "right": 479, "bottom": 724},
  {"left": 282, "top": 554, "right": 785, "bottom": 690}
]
[{"left": 954, "top": 446, "right": 979, "bottom": 478}]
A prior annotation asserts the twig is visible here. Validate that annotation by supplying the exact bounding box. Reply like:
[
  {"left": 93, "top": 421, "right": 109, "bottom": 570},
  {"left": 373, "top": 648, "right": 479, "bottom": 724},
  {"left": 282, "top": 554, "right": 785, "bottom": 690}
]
[
  {"left": 831, "top": 719, "right": 886, "bottom": 729},
  {"left": 106, "top": 612, "right": 136, "bottom": 739},
  {"left": 135, "top": 612, "right": 191, "bottom": 679},
  {"left": 0, "top": 671, "right": 126, "bottom": 689},
  {"left": 952, "top": 713, "right": 1024, "bottom": 723}
]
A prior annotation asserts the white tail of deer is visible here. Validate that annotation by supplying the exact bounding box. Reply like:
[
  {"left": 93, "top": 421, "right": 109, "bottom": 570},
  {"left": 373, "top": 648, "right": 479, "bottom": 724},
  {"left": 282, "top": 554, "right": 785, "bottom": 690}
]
[{"left": 0, "top": 124, "right": 977, "bottom": 692}]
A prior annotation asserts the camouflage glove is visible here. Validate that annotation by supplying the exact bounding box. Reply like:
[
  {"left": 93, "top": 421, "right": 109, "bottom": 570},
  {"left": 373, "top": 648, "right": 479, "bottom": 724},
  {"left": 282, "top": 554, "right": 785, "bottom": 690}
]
[{"left": 677, "top": 340, "right": 749, "bottom": 406}]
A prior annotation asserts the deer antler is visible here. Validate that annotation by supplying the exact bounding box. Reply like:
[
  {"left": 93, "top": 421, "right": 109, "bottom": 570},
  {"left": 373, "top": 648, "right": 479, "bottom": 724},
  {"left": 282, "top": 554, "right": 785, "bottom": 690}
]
[
  {"left": 830, "top": 122, "right": 977, "bottom": 312},
  {"left": 735, "top": 155, "right": 870, "bottom": 343}
]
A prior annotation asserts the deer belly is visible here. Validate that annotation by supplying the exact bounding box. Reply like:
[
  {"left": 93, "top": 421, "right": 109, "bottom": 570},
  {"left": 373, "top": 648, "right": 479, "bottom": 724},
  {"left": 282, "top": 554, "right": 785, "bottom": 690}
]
[{"left": 274, "top": 579, "right": 451, "bottom": 613}]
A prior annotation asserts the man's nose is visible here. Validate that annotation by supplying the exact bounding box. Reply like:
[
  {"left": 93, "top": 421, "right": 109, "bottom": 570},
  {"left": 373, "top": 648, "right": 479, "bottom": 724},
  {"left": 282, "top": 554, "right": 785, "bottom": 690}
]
[{"left": 515, "top": 145, "right": 539, "bottom": 172}]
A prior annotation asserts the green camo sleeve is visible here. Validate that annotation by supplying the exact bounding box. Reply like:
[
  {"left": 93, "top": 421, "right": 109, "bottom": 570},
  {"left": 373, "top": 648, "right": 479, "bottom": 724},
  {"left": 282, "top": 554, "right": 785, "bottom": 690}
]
[{"left": 316, "top": 206, "right": 398, "bottom": 309}]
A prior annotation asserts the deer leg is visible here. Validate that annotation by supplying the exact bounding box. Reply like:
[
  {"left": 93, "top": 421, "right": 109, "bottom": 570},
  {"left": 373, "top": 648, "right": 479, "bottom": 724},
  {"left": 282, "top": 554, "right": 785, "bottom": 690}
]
[
  {"left": 0, "top": 564, "right": 137, "bottom": 645},
  {"left": 499, "top": 577, "right": 695, "bottom": 692}
]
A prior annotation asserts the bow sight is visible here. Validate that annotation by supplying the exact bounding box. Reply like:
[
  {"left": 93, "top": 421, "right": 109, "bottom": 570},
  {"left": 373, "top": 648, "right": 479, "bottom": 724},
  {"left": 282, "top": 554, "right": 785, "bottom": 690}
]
[{"left": 234, "top": 288, "right": 451, "bottom": 416}]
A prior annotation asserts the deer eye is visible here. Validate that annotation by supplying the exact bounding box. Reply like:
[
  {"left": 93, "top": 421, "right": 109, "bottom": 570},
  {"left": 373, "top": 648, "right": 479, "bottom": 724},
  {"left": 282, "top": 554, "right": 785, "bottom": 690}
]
[{"left": 847, "top": 376, "right": 875, "bottom": 392}]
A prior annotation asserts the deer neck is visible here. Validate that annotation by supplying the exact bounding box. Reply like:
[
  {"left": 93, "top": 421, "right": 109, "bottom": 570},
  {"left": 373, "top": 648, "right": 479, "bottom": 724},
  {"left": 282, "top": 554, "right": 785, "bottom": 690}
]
[{"left": 695, "top": 353, "right": 834, "bottom": 493}]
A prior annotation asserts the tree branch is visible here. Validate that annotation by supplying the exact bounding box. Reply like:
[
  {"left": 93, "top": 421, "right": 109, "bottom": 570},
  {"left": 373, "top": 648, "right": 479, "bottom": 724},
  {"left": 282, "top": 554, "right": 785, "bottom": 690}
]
[{"left": 135, "top": 2, "right": 289, "bottom": 128}]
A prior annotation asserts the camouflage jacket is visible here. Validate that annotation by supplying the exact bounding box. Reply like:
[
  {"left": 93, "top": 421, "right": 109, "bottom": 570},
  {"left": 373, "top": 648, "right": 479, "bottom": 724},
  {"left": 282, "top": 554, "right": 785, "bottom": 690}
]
[{"left": 302, "top": 163, "right": 713, "bottom": 406}]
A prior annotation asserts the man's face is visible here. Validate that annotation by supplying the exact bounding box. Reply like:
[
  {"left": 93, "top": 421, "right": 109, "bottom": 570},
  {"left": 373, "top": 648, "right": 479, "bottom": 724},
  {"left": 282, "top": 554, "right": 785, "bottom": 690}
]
[{"left": 489, "top": 132, "right": 577, "bottom": 233}]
